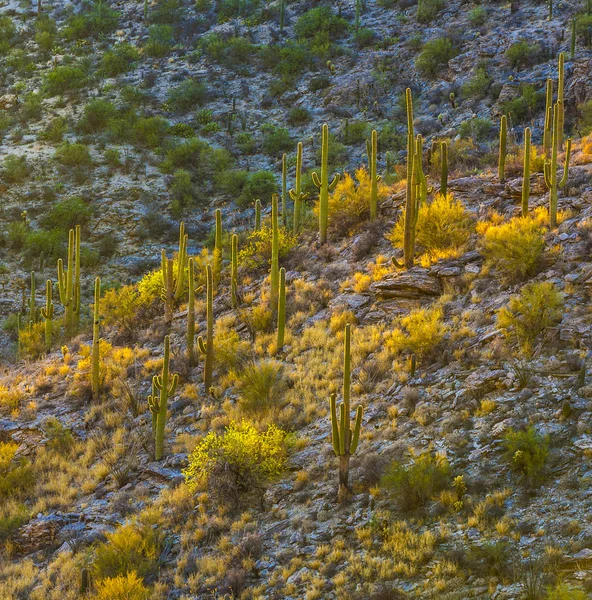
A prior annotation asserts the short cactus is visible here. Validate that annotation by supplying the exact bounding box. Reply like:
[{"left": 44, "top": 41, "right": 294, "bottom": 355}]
[
  {"left": 161, "top": 250, "right": 175, "bottom": 325},
  {"left": 312, "top": 124, "right": 340, "bottom": 244},
  {"left": 40, "top": 280, "right": 53, "bottom": 351},
  {"left": 289, "top": 142, "right": 309, "bottom": 234},
  {"left": 366, "top": 129, "right": 381, "bottom": 219},
  {"left": 254, "top": 199, "right": 261, "bottom": 232},
  {"left": 197, "top": 263, "right": 214, "bottom": 393},
  {"left": 277, "top": 267, "right": 286, "bottom": 352},
  {"left": 521, "top": 127, "right": 531, "bottom": 217},
  {"left": 498, "top": 115, "right": 507, "bottom": 183},
  {"left": 330, "top": 323, "right": 363, "bottom": 500}
]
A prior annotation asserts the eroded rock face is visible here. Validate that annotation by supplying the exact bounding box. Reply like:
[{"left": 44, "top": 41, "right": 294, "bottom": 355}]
[
  {"left": 14, "top": 515, "right": 64, "bottom": 554},
  {"left": 371, "top": 269, "right": 442, "bottom": 299}
]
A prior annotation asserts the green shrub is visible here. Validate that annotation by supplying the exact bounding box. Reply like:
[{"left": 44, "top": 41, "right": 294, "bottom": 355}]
[
  {"left": 506, "top": 40, "right": 542, "bottom": 70},
  {"left": 217, "top": 0, "right": 261, "bottom": 21},
  {"left": 309, "top": 75, "right": 331, "bottom": 92},
  {"left": 183, "top": 421, "right": 290, "bottom": 506},
  {"left": 315, "top": 133, "right": 348, "bottom": 168},
  {"left": 95, "top": 572, "right": 149, "bottom": 600},
  {"left": 93, "top": 516, "right": 163, "bottom": 580},
  {"left": 416, "top": 37, "right": 458, "bottom": 79},
  {"left": 386, "top": 306, "right": 448, "bottom": 359},
  {"left": 577, "top": 100, "right": 592, "bottom": 136},
  {"left": 201, "top": 34, "right": 256, "bottom": 68},
  {"left": 461, "top": 65, "right": 492, "bottom": 100},
  {"left": 149, "top": 0, "right": 183, "bottom": 24},
  {"left": 64, "top": 1, "right": 119, "bottom": 39},
  {"left": 497, "top": 282, "right": 564, "bottom": 354},
  {"left": 468, "top": 6, "right": 487, "bottom": 25},
  {"left": 355, "top": 27, "right": 376, "bottom": 48},
  {"left": 344, "top": 120, "right": 369, "bottom": 145},
  {"left": 501, "top": 84, "right": 544, "bottom": 123},
  {"left": 145, "top": 24, "right": 174, "bottom": 57},
  {"left": 167, "top": 79, "right": 208, "bottom": 112},
  {"left": 161, "top": 138, "right": 233, "bottom": 180},
  {"left": 78, "top": 99, "right": 118, "bottom": 134},
  {"left": 41, "top": 197, "right": 92, "bottom": 232},
  {"left": 170, "top": 169, "right": 195, "bottom": 216},
  {"left": 54, "top": 142, "right": 92, "bottom": 167},
  {"left": 20, "top": 93, "right": 43, "bottom": 122},
  {"left": 235, "top": 360, "right": 288, "bottom": 414},
  {"left": 503, "top": 426, "right": 549, "bottom": 486},
  {"left": 238, "top": 170, "right": 277, "bottom": 207},
  {"left": 0, "top": 17, "right": 16, "bottom": 54},
  {"left": 479, "top": 215, "right": 545, "bottom": 282},
  {"left": 546, "top": 583, "right": 587, "bottom": 600},
  {"left": 130, "top": 116, "right": 170, "bottom": 148},
  {"left": 39, "top": 117, "right": 68, "bottom": 143},
  {"left": 44, "top": 66, "right": 87, "bottom": 96},
  {"left": 459, "top": 117, "right": 493, "bottom": 141},
  {"left": 2, "top": 154, "right": 28, "bottom": 183},
  {"left": 294, "top": 6, "right": 348, "bottom": 41},
  {"left": 0, "top": 442, "right": 35, "bottom": 499},
  {"left": 417, "top": 0, "right": 444, "bottom": 23},
  {"left": 235, "top": 132, "right": 256, "bottom": 155},
  {"left": 100, "top": 43, "right": 140, "bottom": 77},
  {"left": 287, "top": 107, "right": 311, "bottom": 126},
  {"left": 261, "top": 125, "right": 293, "bottom": 157},
  {"left": 389, "top": 192, "right": 473, "bottom": 262},
  {"left": 381, "top": 450, "right": 451, "bottom": 511},
  {"left": 0, "top": 501, "right": 28, "bottom": 541}
]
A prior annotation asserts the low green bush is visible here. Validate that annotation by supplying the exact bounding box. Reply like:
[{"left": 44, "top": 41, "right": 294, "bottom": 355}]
[
  {"left": 261, "top": 125, "right": 293, "bottom": 157},
  {"left": 2, "top": 155, "right": 28, "bottom": 183},
  {"left": 416, "top": 37, "right": 458, "bottom": 79},
  {"left": 167, "top": 79, "right": 208, "bottom": 112},
  {"left": 78, "top": 99, "right": 118, "bottom": 134},
  {"left": 101, "top": 43, "right": 140, "bottom": 77},
  {"left": 44, "top": 65, "right": 87, "bottom": 96},
  {"left": 54, "top": 142, "right": 92, "bottom": 167},
  {"left": 40, "top": 197, "right": 92, "bottom": 232},
  {"left": 506, "top": 40, "right": 543, "bottom": 71},
  {"left": 238, "top": 170, "right": 277, "bottom": 207},
  {"left": 503, "top": 426, "right": 549, "bottom": 486},
  {"left": 145, "top": 24, "right": 174, "bottom": 57}
]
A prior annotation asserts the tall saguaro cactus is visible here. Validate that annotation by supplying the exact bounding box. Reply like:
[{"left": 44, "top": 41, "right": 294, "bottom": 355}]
[
  {"left": 367, "top": 129, "right": 380, "bottom": 219},
  {"left": 57, "top": 227, "right": 80, "bottom": 338},
  {"left": 197, "top": 264, "right": 214, "bottom": 392},
  {"left": 40, "top": 280, "right": 53, "bottom": 351},
  {"left": 231, "top": 234, "right": 238, "bottom": 309},
  {"left": 161, "top": 251, "right": 175, "bottom": 325},
  {"left": 312, "top": 124, "right": 340, "bottom": 244},
  {"left": 174, "top": 222, "right": 188, "bottom": 301},
  {"left": 498, "top": 115, "right": 508, "bottom": 183},
  {"left": 28, "top": 272, "right": 37, "bottom": 326},
  {"left": 329, "top": 324, "right": 363, "bottom": 500},
  {"left": 91, "top": 277, "right": 101, "bottom": 401},
  {"left": 544, "top": 101, "right": 571, "bottom": 228},
  {"left": 543, "top": 78, "right": 553, "bottom": 156},
  {"left": 289, "top": 142, "right": 309, "bottom": 234},
  {"left": 254, "top": 199, "right": 262, "bottom": 232},
  {"left": 270, "top": 194, "right": 280, "bottom": 307},
  {"left": 214, "top": 209, "right": 223, "bottom": 282},
  {"left": 522, "top": 127, "right": 531, "bottom": 217},
  {"left": 440, "top": 140, "right": 448, "bottom": 197},
  {"left": 281, "top": 153, "right": 288, "bottom": 228},
  {"left": 148, "top": 335, "right": 179, "bottom": 461},
  {"left": 557, "top": 52, "right": 565, "bottom": 148},
  {"left": 277, "top": 267, "right": 286, "bottom": 352},
  {"left": 187, "top": 257, "right": 196, "bottom": 367}
]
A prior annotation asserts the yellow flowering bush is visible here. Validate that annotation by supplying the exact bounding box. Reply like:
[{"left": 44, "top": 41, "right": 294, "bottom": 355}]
[{"left": 386, "top": 306, "right": 447, "bottom": 359}]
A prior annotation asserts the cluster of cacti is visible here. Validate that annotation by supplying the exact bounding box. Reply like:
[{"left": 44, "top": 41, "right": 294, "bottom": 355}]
[
  {"left": 289, "top": 142, "right": 309, "bottom": 234},
  {"left": 91, "top": 277, "right": 101, "bottom": 401},
  {"left": 147, "top": 335, "right": 179, "bottom": 461},
  {"left": 329, "top": 323, "right": 363, "bottom": 500},
  {"left": 366, "top": 129, "right": 381, "bottom": 219},
  {"left": 440, "top": 140, "right": 448, "bottom": 197},
  {"left": 312, "top": 123, "right": 340, "bottom": 244},
  {"left": 544, "top": 100, "right": 571, "bottom": 228},
  {"left": 197, "top": 264, "right": 214, "bottom": 392},
  {"left": 522, "top": 127, "right": 531, "bottom": 217},
  {"left": 277, "top": 267, "right": 286, "bottom": 352},
  {"left": 161, "top": 222, "right": 188, "bottom": 324},
  {"left": 270, "top": 194, "right": 280, "bottom": 307},
  {"left": 498, "top": 114, "right": 507, "bottom": 184},
  {"left": 393, "top": 88, "right": 428, "bottom": 269},
  {"left": 57, "top": 225, "right": 81, "bottom": 338}
]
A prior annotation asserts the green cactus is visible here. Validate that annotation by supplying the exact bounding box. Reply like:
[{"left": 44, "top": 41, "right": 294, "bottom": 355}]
[
  {"left": 289, "top": 142, "right": 309, "bottom": 234},
  {"left": 355, "top": 0, "right": 361, "bottom": 30},
  {"left": 279, "top": 0, "right": 285, "bottom": 31},
  {"left": 557, "top": 52, "right": 565, "bottom": 148},
  {"left": 40, "top": 280, "right": 53, "bottom": 351},
  {"left": 187, "top": 257, "right": 197, "bottom": 366},
  {"left": 214, "top": 209, "right": 223, "bottom": 282},
  {"left": 366, "top": 129, "right": 381, "bottom": 219},
  {"left": 522, "top": 127, "right": 531, "bottom": 217},
  {"left": 28, "top": 272, "right": 37, "bottom": 326},
  {"left": 174, "top": 222, "right": 188, "bottom": 301},
  {"left": 231, "top": 234, "right": 238, "bottom": 309},
  {"left": 498, "top": 115, "right": 507, "bottom": 184},
  {"left": 91, "top": 277, "right": 101, "bottom": 401},
  {"left": 312, "top": 123, "right": 340, "bottom": 244},
  {"left": 57, "top": 227, "right": 80, "bottom": 338},
  {"left": 281, "top": 153, "right": 288, "bottom": 228},
  {"left": 270, "top": 194, "right": 280, "bottom": 307},
  {"left": 543, "top": 78, "right": 553, "bottom": 156},
  {"left": 161, "top": 250, "right": 175, "bottom": 325},
  {"left": 548, "top": 0, "right": 552, "bottom": 19},
  {"left": 440, "top": 140, "right": 448, "bottom": 197},
  {"left": 329, "top": 323, "right": 363, "bottom": 499},
  {"left": 254, "top": 198, "right": 261, "bottom": 232},
  {"left": 16, "top": 313, "right": 21, "bottom": 357},
  {"left": 544, "top": 100, "right": 571, "bottom": 228},
  {"left": 571, "top": 17, "right": 577, "bottom": 58},
  {"left": 277, "top": 267, "right": 286, "bottom": 352},
  {"left": 80, "top": 568, "right": 90, "bottom": 595},
  {"left": 197, "top": 263, "right": 214, "bottom": 392},
  {"left": 149, "top": 335, "right": 179, "bottom": 461}
]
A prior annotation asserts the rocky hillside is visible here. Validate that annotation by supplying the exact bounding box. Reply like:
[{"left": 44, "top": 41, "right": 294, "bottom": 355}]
[{"left": 1, "top": 0, "right": 592, "bottom": 598}]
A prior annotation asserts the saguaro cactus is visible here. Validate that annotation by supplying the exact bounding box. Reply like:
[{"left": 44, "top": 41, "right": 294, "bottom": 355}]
[
  {"left": 522, "top": 127, "right": 531, "bottom": 217},
  {"left": 312, "top": 124, "right": 340, "bottom": 244},
  {"left": 571, "top": 17, "right": 577, "bottom": 58},
  {"left": 91, "top": 277, "right": 101, "bottom": 401},
  {"left": 279, "top": 0, "right": 285, "bottom": 31},
  {"left": 277, "top": 267, "right": 286, "bottom": 352},
  {"left": 214, "top": 209, "right": 223, "bottom": 281},
  {"left": 187, "top": 257, "right": 196, "bottom": 366},
  {"left": 367, "top": 129, "right": 380, "bottom": 219},
  {"left": 544, "top": 101, "right": 571, "bottom": 228},
  {"left": 57, "top": 227, "right": 80, "bottom": 338},
  {"left": 231, "top": 234, "right": 238, "bottom": 309},
  {"left": 281, "top": 153, "right": 288, "bottom": 228},
  {"left": 543, "top": 78, "right": 553, "bottom": 156},
  {"left": 197, "top": 264, "right": 214, "bottom": 392},
  {"left": 329, "top": 324, "right": 363, "bottom": 500},
  {"left": 161, "top": 251, "right": 175, "bottom": 325},
  {"left": 440, "top": 140, "right": 448, "bottom": 197},
  {"left": 149, "top": 335, "right": 178, "bottom": 461},
  {"left": 289, "top": 142, "right": 309, "bottom": 234},
  {"left": 270, "top": 194, "right": 280, "bottom": 307},
  {"left": 498, "top": 115, "right": 508, "bottom": 183},
  {"left": 40, "top": 280, "right": 53, "bottom": 351},
  {"left": 254, "top": 199, "right": 261, "bottom": 232},
  {"left": 28, "top": 272, "right": 37, "bottom": 326},
  {"left": 557, "top": 52, "right": 565, "bottom": 148},
  {"left": 174, "top": 222, "right": 188, "bottom": 301}
]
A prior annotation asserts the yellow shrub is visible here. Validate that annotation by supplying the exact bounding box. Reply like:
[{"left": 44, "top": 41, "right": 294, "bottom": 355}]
[
  {"left": 386, "top": 306, "right": 447, "bottom": 359},
  {"left": 238, "top": 226, "right": 297, "bottom": 271},
  {"left": 0, "top": 385, "right": 23, "bottom": 414},
  {"left": 95, "top": 571, "right": 149, "bottom": 600},
  {"left": 18, "top": 322, "right": 47, "bottom": 360},
  {"left": 479, "top": 215, "right": 545, "bottom": 281},
  {"left": 324, "top": 167, "right": 391, "bottom": 236},
  {"left": 389, "top": 193, "right": 473, "bottom": 263}
]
